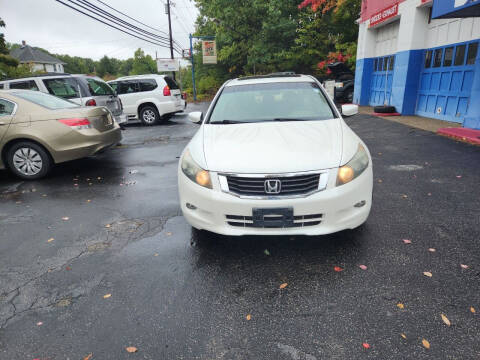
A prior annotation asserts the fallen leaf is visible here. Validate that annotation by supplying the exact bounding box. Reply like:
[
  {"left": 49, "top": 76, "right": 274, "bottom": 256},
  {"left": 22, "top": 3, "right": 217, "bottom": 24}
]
[
  {"left": 422, "top": 339, "right": 430, "bottom": 349},
  {"left": 246, "top": 314, "right": 252, "bottom": 321},
  {"left": 74, "top": 184, "right": 78, "bottom": 187},
  {"left": 334, "top": 266, "right": 344, "bottom": 272},
  {"left": 65, "top": 266, "right": 72, "bottom": 271},
  {"left": 36, "top": 321, "right": 43, "bottom": 326},
  {"left": 441, "top": 313, "right": 451, "bottom": 326},
  {"left": 378, "top": 152, "right": 382, "bottom": 155},
  {"left": 62, "top": 217, "right": 69, "bottom": 221},
  {"left": 154, "top": 253, "right": 159, "bottom": 257},
  {"left": 427, "top": 193, "right": 432, "bottom": 196},
  {"left": 378, "top": 179, "right": 383, "bottom": 183},
  {"left": 402, "top": 194, "right": 408, "bottom": 199},
  {"left": 97, "top": 177, "right": 102, "bottom": 180},
  {"left": 42, "top": 194, "right": 47, "bottom": 197},
  {"left": 166, "top": 232, "right": 172, "bottom": 236},
  {"left": 279, "top": 283, "right": 288, "bottom": 289},
  {"left": 88, "top": 183, "right": 93, "bottom": 186},
  {"left": 15, "top": 201, "right": 22, "bottom": 204},
  {"left": 397, "top": 303, "right": 405, "bottom": 309},
  {"left": 460, "top": 264, "right": 469, "bottom": 269},
  {"left": 105, "top": 224, "right": 111, "bottom": 228},
  {"left": 456, "top": 175, "right": 462, "bottom": 179},
  {"left": 401, "top": 333, "right": 407, "bottom": 339},
  {"left": 423, "top": 271, "right": 433, "bottom": 278},
  {"left": 359, "top": 265, "right": 367, "bottom": 270},
  {"left": 264, "top": 249, "right": 271, "bottom": 256},
  {"left": 47, "top": 238, "right": 54, "bottom": 243},
  {"left": 83, "top": 354, "right": 93, "bottom": 360},
  {"left": 86, "top": 200, "right": 91, "bottom": 203},
  {"left": 126, "top": 346, "right": 138, "bottom": 353},
  {"left": 471, "top": 307, "right": 476, "bottom": 314},
  {"left": 403, "top": 239, "right": 412, "bottom": 244},
  {"left": 362, "top": 343, "right": 370, "bottom": 349},
  {"left": 428, "top": 248, "right": 436, "bottom": 252},
  {"left": 103, "top": 294, "right": 112, "bottom": 299}
]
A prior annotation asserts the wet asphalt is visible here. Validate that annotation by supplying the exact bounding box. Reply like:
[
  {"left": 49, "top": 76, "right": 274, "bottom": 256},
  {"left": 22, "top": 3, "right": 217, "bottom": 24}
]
[{"left": 0, "top": 103, "right": 479, "bottom": 360}]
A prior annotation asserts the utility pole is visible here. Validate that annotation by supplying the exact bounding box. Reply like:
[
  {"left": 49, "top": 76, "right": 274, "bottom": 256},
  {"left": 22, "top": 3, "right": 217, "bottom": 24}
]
[{"left": 166, "top": 0, "right": 176, "bottom": 80}]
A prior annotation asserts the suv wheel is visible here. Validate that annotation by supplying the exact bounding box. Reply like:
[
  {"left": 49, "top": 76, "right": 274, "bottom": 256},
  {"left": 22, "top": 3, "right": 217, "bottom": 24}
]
[
  {"left": 140, "top": 106, "right": 160, "bottom": 126},
  {"left": 7, "top": 141, "right": 52, "bottom": 180}
]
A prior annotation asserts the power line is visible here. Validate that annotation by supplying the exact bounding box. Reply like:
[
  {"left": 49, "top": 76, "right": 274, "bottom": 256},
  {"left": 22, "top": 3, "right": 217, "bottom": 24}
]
[
  {"left": 55, "top": 0, "right": 182, "bottom": 53},
  {"left": 70, "top": 0, "right": 183, "bottom": 51}
]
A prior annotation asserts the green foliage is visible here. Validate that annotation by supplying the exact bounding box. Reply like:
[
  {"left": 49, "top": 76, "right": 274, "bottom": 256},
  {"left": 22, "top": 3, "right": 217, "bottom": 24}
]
[
  {"left": 0, "top": 18, "right": 8, "bottom": 55},
  {"left": 130, "top": 48, "right": 157, "bottom": 75}
]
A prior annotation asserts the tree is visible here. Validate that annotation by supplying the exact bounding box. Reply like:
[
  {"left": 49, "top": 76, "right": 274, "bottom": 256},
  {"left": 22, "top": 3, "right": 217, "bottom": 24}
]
[
  {"left": 0, "top": 18, "right": 9, "bottom": 55},
  {"left": 130, "top": 48, "right": 157, "bottom": 75},
  {"left": 97, "top": 55, "right": 116, "bottom": 77}
]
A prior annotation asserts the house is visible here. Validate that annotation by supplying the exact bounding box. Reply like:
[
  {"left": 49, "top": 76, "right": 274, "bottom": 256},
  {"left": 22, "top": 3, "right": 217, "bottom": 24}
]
[
  {"left": 10, "top": 41, "right": 65, "bottom": 73},
  {"left": 354, "top": 0, "right": 480, "bottom": 129}
]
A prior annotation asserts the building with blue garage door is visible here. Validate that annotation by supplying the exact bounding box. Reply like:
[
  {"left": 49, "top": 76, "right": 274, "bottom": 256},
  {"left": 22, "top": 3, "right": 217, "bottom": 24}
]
[{"left": 354, "top": 0, "right": 480, "bottom": 129}]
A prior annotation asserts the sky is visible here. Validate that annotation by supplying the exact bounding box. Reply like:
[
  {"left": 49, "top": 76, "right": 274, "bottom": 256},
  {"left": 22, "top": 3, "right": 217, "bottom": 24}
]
[{"left": 0, "top": 0, "right": 198, "bottom": 60}]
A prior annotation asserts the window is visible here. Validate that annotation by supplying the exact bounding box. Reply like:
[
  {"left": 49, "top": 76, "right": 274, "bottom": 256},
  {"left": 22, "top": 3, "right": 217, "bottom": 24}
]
[
  {"left": 109, "top": 82, "right": 118, "bottom": 92},
  {"left": 209, "top": 82, "right": 337, "bottom": 123},
  {"left": 454, "top": 45, "right": 466, "bottom": 66},
  {"left": 9, "top": 80, "right": 39, "bottom": 91},
  {"left": 467, "top": 42, "right": 478, "bottom": 65},
  {"left": 425, "top": 50, "right": 433, "bottom": 68},
  {"left": 85, "top": 78, "right": 114, "bottom": 96},
  {"left": 443, "top": 47, "right": 454, "bottom": 67},
  {"left": 433, "top": 49, "right": 443, "bottom": 67},
  {"left": 139, "top": 79, "right": 157, "bottom": 92},
  {"left": 0, "top": 99, "right": 15, "bottom": 116},
  {"left": 12, "top": 91, "right": 78, "bottom": 109},
  {"left": 383, "top": 57, "right": 389, "bottom": 71},
  {"left": 53, "top": 64, "right": 57, "bottom": 72},
  {"left": 117, "top": 81, "right": 139, "bottom": 94},
  {"left": 389, "top": 56, "right": 395, "bottom": 71},
  {"left": 43, "top": 78, "right": 81, "bottom": 99},
  {"left": 374, "top": 58, "right": 378, "bottom": 71},
  {"left": 164, "top": 76, "right": 179, "bottom": 90},
  {"left": 0, "top": 84, "right": 4, "bottom": 89}
]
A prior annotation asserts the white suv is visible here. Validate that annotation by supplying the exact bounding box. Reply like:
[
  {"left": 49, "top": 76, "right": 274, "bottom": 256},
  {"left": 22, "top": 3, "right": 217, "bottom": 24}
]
[{"left": 108, "top": 75, "right": 186, "bottom": 126}]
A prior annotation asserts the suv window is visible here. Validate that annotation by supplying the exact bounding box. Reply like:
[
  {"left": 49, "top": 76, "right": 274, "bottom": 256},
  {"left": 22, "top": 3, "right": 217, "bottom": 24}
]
[
  {"left": 109, "top": 82, "right": 118, "bottom": 92},
  {"left": 12, "top": 91, "right": 78, "bottom": 110},
  {"left": 85, "top": 78, "right": 115, "bottom": 96},
  {"left": 9, "top": 80, "right": 39, "bottom": 91},
  {"left": 164, "top": 77, "right": 179, "bottom": 90},
  {"left": 117, "top": 81, "right": 140, "bottom": 94},
  {"left": 43, "top": 78, "right": 81, "bottom": 99},
  {"left": 139, "top": 79, "right": 157, "bottom": 92},
  {"left": 0, "top": 84, "right": 4, "bottom": 89},
  {"left": 0, "top": 98, "right": 15, "bottom": 115}
]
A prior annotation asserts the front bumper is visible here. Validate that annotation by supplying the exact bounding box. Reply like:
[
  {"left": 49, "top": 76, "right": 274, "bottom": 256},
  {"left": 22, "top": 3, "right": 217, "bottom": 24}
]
[{"left": 178, "top": 167, "right": 373, "bottom": 236}]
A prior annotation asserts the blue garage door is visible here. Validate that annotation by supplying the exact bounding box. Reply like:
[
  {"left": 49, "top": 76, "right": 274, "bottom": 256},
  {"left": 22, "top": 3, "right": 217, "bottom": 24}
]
[
  {"left": 416, "top": 40, "right": 478, "bottom": 123},
  {"left": 369, "top": 55, "right": 395, "bottom": 106}
]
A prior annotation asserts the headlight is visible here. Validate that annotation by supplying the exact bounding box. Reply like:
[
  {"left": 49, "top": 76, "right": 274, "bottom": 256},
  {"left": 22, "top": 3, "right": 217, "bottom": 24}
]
[
  {"left": 335, "top": 82, "right": 344, "bottom": 88},
  {"left": 181, "top": 150, "right": 212, "bottom": 189},
  {"left": 336, "top": 144, "right": 369, "bottom": 186}
]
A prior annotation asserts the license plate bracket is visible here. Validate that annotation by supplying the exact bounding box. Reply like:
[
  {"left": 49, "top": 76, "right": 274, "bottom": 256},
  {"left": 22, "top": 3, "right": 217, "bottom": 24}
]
[{"left": 252, "top": 208, "right": 294, "bottom": 228}]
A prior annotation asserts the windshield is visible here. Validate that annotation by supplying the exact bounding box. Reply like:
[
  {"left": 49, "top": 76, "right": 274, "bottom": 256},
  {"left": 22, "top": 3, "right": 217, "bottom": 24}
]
[
  {"left": 13, "top": 91, "right": 79, "bottom": 110},
  {"left": 208, "top": 82, "right": 337, "bottom": 124},
  {"left": 85, "top": 78, "right": 115, "bottom": 96}
]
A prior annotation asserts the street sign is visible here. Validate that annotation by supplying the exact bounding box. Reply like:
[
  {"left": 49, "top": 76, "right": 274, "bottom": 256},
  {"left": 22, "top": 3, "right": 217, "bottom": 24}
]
[
  {"left": 156, "top": 59, "right": 180, "bottom": 72},
  {"left": 202, "top": 40, "right": 217, "bottom": 64}
]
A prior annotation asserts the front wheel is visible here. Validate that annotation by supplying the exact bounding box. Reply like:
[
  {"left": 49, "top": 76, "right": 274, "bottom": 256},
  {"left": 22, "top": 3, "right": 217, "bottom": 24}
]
[
  {"left": 7, "top": 141, "right": 52, "bottom": 180},
  {"left": 139, "top": 106, "right": 160, "bottom": 126}
]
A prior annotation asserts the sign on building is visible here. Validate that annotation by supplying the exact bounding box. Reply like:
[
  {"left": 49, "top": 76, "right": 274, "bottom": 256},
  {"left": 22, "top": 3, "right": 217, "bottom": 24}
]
[
  {"left": 369, "top": 2, "right": 399, "bottom": 28},
  {"left": 202, "top": 40, "right": 217, "bottom": 64},
  {"left": 432, "top": 0, "right": 480, "bottom": 19},
  {"left": 156, "top": 59, "right": 180, "bottom": 72}
]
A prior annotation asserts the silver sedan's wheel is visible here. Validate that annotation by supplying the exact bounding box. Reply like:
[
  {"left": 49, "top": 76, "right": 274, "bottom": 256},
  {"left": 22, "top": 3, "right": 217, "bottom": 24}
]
[{"left": 13, "top": 147, "right": 43, "bottom": 176}]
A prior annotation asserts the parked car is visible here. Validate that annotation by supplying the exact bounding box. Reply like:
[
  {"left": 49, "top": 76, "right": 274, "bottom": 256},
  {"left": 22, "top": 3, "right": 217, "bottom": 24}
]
[
  {"left": 0, "top": 74, "right": 127, "bottom": 126},
  {"left": 178, "top": 73, "right": 373, "bottom": 237},
  {"left": 0, "top": 90, "right": 122, "bottom": 179},
  {"left": 327, "top": 62, "right": 355, "bottom": 103},
  {"left": 108, "top": 74, "right": 186, "bottom": 126}
]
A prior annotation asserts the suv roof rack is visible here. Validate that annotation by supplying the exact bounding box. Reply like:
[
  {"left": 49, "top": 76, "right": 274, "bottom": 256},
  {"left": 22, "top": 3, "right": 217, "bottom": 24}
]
[
  {"left": 237, "top": 72, "right": 299, "bottom": 81},
  {"left": 1, "top": 73, "right": 72, "bottom": 81}
]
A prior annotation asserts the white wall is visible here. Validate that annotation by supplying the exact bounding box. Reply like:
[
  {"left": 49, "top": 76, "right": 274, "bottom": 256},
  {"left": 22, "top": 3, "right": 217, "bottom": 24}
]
[
  {"left": 427, "top": 17, "right": 480, "bottom": 48},
  {"left": 374, "top": 21, "right": 399, "bottom": 57}
]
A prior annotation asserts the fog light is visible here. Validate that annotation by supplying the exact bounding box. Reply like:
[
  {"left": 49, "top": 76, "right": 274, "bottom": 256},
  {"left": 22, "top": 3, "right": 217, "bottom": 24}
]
[
  {"left": 354, "top": 200, "right": 366, "bottom": 208},
  {"left": 186, "top": 203, "right": 197, "bottom": 210}
]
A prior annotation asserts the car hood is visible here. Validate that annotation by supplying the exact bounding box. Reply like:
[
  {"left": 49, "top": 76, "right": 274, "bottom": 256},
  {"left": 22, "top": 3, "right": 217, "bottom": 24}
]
[{"left": 202, "top": 119, "right": 343, "bottom": 173}]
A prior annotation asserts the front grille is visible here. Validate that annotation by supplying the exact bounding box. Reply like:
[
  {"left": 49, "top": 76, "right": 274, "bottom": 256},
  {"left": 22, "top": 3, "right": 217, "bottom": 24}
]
[
  {"left": 226, "top": 173, "right": 320, "bottom": 197},
  {"left": 226, "top": 214, "right": 323, "bottom": 228}
]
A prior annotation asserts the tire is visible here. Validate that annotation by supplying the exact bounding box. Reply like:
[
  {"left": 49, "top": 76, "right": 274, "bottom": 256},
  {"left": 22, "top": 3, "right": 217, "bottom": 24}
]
[
  {"left": 374, "top": 105, "right": 396, "bottom": 114},
  {"left": 6, "top": 141, "right": 52, "bottom": 180},
  {"left": 139, "top": 105, "right": 160, "bottom": 126},
  {"left": 344, "top": 88, "right": 354, "bottom": 103}
]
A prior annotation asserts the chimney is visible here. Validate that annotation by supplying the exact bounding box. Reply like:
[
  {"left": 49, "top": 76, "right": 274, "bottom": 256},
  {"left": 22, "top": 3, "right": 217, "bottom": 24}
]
[{"left": 21, "top": 40, "right": 26, "bottom": 47}]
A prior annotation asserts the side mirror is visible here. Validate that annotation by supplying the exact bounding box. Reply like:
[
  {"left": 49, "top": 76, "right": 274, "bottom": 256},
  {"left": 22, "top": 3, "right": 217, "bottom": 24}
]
[
  {"left": 341, "top": 104, "right": 359, "bottom": 117},
  {"left": 188, "top": 111, "right": 203, "bottom": 124}
]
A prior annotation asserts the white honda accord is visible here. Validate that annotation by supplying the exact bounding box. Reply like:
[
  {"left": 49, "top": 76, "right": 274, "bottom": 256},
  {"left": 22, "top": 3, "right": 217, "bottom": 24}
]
[{"left": 178, "top": 74, "right": 373, "bottom": 236}]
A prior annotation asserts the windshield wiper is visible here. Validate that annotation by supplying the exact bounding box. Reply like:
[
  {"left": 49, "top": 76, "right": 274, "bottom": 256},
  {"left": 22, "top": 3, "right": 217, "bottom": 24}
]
[
  {"left": 272, "top": 118, "right": 313, "bottom": 122},
  {"left": 211, "top": 120, "right": 250, "bottom": 124}
]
